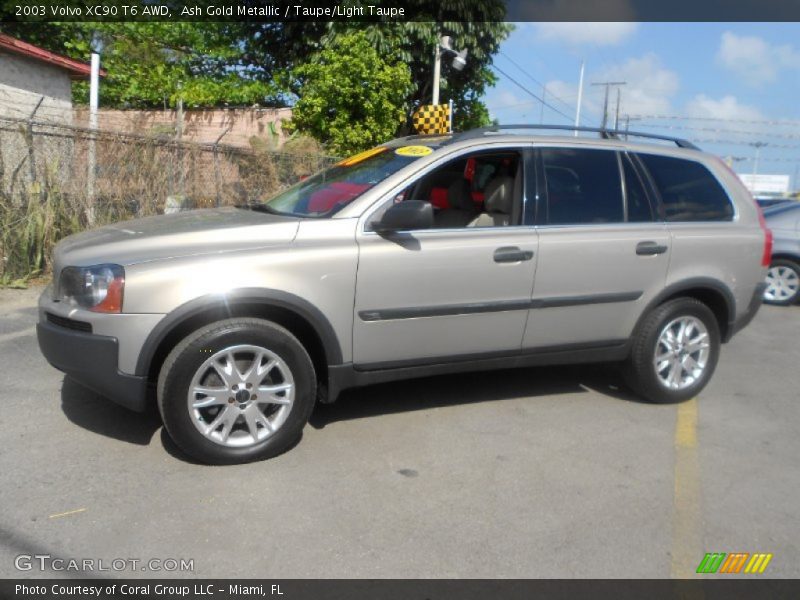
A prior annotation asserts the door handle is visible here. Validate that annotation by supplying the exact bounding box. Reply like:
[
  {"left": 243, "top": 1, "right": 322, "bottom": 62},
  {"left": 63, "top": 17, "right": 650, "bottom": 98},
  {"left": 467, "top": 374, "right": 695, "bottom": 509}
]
[
  {"left": 494, "top": 246, "right": 534, "bottom": 263},
  {"left": 636, "top": 241, "right": 669, "bottom": 256}
]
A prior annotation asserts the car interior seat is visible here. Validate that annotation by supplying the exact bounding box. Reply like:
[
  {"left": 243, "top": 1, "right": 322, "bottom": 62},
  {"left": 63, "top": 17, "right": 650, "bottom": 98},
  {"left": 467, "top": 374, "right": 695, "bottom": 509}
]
[
  {"left": 469, "top": 174, "right": 515, "bottom": 227},
  {"left": 433, "top": 179, "right": 479, "bottom": 228}
]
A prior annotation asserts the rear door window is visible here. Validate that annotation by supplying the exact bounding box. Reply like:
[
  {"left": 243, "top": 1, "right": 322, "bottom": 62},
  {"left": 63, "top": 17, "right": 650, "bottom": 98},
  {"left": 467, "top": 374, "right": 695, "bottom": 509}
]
[
  {"left": 541, "top": 148, "right": 624, "bottom": 225},
  {"left": 637, "top": 154, "right": 734, "bottom": 222}
]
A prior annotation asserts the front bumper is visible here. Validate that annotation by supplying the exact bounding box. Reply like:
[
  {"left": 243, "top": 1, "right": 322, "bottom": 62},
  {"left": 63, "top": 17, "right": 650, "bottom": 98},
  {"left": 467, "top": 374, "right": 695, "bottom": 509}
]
[{"left": 37, "top": 320, "right": 149, "bottom": 412}]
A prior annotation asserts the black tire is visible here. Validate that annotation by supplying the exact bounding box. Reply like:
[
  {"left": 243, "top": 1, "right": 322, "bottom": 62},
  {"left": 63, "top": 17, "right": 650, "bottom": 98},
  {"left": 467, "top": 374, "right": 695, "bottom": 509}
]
[
  {"left": 623, "top": 298, "right": 720, "bottom": 404},
  {"left": 763, "top": 259, "right": 800, "bottom": 306},
  {"left": 157, "top": 318, "right": 316, "bottom": 465}
]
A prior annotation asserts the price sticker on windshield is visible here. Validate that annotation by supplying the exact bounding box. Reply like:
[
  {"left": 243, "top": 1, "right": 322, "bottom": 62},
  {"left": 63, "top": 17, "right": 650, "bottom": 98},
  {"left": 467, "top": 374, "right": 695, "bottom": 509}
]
[{"left": 395, "top": 145, "right": 433, "bottom": 157}]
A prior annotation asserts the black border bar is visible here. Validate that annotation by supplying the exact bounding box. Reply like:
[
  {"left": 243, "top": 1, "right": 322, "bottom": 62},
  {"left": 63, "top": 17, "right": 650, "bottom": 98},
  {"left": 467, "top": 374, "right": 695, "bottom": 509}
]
[
  {"left": 2, "top": 579, "right": 800, "bottom": 600},
  {"left": 3, "top": 0, "right": 800, "bottom": 23}
]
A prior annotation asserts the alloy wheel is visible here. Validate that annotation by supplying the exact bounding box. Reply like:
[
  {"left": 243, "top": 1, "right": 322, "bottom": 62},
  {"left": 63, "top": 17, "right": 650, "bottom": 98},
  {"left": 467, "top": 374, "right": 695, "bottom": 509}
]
[
  {"left": 187, "top": 345, "right": 295, "bottom": 447},
  {"left": 764, "top": 265, "right": 800, "bottom": 303},
  {"left": 653, "top": 316, "right": 711, "bottom": 391}
]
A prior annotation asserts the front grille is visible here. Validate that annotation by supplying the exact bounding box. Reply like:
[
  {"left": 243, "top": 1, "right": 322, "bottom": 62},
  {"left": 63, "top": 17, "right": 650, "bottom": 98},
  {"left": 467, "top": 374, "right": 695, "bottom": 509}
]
[{"left": 46, "top": 312, "right": 93, "bottom": 333}]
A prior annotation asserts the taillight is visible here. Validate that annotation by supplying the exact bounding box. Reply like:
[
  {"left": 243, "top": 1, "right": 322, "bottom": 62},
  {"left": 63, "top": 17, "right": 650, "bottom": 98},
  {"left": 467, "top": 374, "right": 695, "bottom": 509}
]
[{"left": 757, "top": 205, "right": 773, "bottom": 267}]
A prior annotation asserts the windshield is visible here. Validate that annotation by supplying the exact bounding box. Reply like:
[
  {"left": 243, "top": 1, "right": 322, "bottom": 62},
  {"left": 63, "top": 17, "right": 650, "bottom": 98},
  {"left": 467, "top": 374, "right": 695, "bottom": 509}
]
[{"left": 260, "top": 145, "right": 431, "bottom": 217}]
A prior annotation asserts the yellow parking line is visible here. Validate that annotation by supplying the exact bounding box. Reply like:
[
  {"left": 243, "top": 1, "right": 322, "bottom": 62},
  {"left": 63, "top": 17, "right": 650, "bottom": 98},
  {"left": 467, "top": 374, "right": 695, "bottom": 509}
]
[
  {"left": 48, "top": 508, "right": 86, "bottom": 519},
  {"left": 671, "top": 398, "right": 702, "bottom": 578}
]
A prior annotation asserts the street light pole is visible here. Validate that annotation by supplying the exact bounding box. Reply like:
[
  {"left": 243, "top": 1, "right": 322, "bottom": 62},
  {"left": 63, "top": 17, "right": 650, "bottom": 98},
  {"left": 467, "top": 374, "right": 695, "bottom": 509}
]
[
  {"left": 432, "top": 43, "right": 441, "bottom": 106},
  {"left": 574, "top": 60, "right": 584, "bottom": 136},
  {"left": 431, "top": 35, "right": 467, "bottom": 106},
  {"left": 539, "top": 84, "right": 546, "bottom": 124},
  {"left": 87, "top": 52, "right": 100, "bottom": 225}
]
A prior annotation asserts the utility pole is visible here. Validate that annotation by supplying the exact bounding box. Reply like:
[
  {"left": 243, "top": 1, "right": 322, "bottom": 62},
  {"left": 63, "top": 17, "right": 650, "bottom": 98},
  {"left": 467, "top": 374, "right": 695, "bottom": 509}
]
[
  {"left": 574, "top": 61, "right": 584, "bottom": 136},
  {"left": 623, "top": 115, "right": 641, "bottom": 139},
  {"left": 591, "top": 81, "right": 626, "bottom": 130},
  {"left": 749, "top": 141, "right": 767, "bottom": 176},
  {"left": 614, "top": 88, "right": 621, "bottom": 129}
]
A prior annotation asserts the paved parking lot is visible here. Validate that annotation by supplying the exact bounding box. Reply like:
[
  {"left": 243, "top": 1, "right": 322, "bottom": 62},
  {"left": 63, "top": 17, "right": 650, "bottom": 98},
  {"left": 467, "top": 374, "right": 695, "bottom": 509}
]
[{"left": 0, "top": 285, "right": 798, "bottom": 579}]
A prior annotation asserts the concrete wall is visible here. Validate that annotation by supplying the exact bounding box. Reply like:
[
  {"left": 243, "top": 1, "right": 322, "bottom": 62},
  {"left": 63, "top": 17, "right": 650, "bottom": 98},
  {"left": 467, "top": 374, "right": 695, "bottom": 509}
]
[
  {"left": 0, "top": 52, "right": 73, "bottom": 122},
  {"left": 0, "top": 52, "right": 74, "bottom": 192},
  {"left": 73, "top": 107, "right": 293, "bottom": 149}
]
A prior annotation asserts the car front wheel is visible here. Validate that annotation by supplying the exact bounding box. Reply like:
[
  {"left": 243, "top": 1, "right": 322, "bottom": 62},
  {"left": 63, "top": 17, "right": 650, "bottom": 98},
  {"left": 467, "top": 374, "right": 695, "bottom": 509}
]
[
  {"left": 763, "top": 259, "right": 800, "bottom": 306},
  {"left": 157, "top": 318, "right": 316, "bottom": 465},
  {"left": 624, "top": 298, "right": 720, "bottom": 404}
]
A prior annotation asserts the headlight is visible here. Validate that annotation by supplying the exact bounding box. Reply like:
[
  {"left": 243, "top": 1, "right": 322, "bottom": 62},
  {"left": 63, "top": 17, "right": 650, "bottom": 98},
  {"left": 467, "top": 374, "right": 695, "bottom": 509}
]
[{"left": 58, "top": 264, "right": 125, "bottom": 313}]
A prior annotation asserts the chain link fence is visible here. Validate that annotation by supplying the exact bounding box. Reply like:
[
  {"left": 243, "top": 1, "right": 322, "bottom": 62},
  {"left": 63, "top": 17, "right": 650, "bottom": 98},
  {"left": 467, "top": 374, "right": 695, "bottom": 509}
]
[{"left": 0, "top": 115, "right": 336, "bottom": 284}]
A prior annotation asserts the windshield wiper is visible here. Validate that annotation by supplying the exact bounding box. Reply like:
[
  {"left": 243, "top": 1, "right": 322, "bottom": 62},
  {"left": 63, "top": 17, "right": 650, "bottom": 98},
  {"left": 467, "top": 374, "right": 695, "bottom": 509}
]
[
  {"left": 237, "top": 203, "right": 284, "bottom": 215},
  {"left": 237, "top": 203, "right": 318, "bottom": 218}
]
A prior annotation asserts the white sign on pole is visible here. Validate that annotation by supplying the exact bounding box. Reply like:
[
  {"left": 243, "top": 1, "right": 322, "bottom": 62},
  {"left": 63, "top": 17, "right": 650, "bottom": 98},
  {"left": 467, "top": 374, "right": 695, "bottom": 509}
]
[{"left": 738, "top": 173, "right": 790, "bottom": 195}]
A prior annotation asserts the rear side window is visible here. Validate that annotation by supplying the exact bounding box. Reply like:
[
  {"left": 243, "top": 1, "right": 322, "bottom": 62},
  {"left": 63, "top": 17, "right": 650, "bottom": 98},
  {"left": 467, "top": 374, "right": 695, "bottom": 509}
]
[
  {"left": 637, "top": 154, "right": 734, "bottom": 222},
  {"left": 541, "top": 148, "right": 623, "bottom": 225}
]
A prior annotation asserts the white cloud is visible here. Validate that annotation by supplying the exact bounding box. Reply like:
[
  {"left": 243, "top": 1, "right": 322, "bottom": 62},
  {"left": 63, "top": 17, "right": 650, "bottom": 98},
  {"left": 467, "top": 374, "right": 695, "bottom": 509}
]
[
  {"left": 716, "top": 31, "right": 800, "bottom": 86},
  {"left": 595, "top": 53, "right": 680, "bottom": 117},
  {"left": 486, "top": 90, "right": 532, "bottom": 120},
  {"left": 495, "top": 90, "right": 525, "bottom": 108},
  {"left": 685, "top": 94, "right": 765, "bottom": 121},
  {"left": 531, "top": 22, "right": 638, "bottom": 46}
]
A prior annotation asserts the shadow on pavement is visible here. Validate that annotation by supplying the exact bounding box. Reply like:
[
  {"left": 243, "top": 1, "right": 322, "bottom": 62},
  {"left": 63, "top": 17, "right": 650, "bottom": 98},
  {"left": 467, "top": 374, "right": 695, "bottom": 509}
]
[
  {"left": 0, "top": 524, "right": 111, "bottom": 579},
  {"left": 309, "top": 363, "right": 645, "bottom": 429},
  {"left": 60, "top": 363, "right": 645, "bottom": 445},
  {"left": 60, "top": 376, "right": 303, "bottom": 464},
  {"left": 60, "top": 377, "right": 161, "bottom": 445}
]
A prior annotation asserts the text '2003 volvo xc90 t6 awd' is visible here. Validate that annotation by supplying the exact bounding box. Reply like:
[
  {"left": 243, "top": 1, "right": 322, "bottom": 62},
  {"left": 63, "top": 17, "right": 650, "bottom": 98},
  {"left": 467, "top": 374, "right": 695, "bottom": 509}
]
[{"left": 37, "top": 125, "right": 770, "bottom": 464}]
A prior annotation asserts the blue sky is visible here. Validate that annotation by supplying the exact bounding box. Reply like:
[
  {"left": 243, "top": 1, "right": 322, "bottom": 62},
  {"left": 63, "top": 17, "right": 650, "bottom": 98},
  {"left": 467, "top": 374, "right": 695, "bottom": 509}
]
[{"left": 478, "top": 23, "right": 800, "bottom": 185}]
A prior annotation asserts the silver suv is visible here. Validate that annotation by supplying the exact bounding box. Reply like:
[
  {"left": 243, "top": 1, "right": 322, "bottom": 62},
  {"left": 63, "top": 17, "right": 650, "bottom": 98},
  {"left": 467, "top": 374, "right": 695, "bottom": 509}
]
[{"left": 37, "top": 126, "right": 770, "bottom": 464}]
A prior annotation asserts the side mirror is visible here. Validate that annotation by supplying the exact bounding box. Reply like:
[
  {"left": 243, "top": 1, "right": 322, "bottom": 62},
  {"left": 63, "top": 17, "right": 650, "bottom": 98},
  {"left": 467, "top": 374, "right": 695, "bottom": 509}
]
[{"left": 373, "top": 200, "right": 434, "bottom": 233}]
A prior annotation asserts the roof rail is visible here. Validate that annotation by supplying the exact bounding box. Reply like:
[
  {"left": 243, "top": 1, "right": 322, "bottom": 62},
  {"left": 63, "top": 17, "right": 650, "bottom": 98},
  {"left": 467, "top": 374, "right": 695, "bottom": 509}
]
[{"left": 451, "top": 124, "right": 700, "bottom": 150}]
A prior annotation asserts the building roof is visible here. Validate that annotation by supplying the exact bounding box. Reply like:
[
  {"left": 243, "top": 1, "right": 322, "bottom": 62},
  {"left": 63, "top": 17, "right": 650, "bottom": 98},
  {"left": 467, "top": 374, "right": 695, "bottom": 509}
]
[{"left": 0, "top": 33, "right": 106, "bottom": 79}]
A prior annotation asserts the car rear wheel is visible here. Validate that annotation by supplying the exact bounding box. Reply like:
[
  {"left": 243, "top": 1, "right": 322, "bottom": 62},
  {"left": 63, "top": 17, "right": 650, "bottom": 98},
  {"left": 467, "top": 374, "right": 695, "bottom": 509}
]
[
  {"left": 158, "top": 318, "right": 316, "bottom": 465},
  {"left": 624, "top": 298, "right": 720, "bottom": 404},
  {"left": 763, "top": 259, "right": 800, "bottom": 306}
]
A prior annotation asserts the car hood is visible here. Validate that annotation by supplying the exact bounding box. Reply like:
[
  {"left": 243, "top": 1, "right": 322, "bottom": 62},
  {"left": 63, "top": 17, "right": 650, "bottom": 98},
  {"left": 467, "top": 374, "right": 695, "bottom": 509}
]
[{"left": 54, "top": 207, "right": 300, "bottom": 268}]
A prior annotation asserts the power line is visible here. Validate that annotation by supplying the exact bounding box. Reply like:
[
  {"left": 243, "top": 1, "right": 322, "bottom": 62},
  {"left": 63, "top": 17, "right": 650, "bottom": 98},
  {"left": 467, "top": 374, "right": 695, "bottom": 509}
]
[
  {"left": 498, "top": 51, "right": 579, "bottom": 116},
  {"left": 486, "top": 100, "right": 543, "bottom": 112},
  {"left": 629, "top": 114, "right": 800, "bottom": 127},
  {"left": 490, "top": 63, "right": 575, "bottom": 124},
  {"left": 688, "top": 138, "right": 800, "bottom": 150},
  {"left": 636, "top": 122, "right": 800, "bottom": 140}
]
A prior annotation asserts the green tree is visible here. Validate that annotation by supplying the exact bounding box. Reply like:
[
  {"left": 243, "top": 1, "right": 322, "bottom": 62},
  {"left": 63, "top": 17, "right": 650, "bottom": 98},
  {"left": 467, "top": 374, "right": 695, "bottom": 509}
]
[
  {"left": 288, "top": 31, "right": 412, "bottom": 155},
  {"left": 0, "top": 22, "right": 281, "bottom": 108},
  {"left": 1, "top": 0, "right": 511, "bottom": 127},
  {"left": 325, "top": 18, "right": 511, "bottom": 131},
  {"left": 237, "top": 2, "right": 511, "bottom": 130}
]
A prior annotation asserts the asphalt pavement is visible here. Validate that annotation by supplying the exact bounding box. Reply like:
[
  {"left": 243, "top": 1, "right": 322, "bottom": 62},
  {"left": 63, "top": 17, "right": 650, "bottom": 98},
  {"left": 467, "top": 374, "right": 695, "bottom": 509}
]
[{"left": 0, "top": 285, "right": 798, "bottom": 578}]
